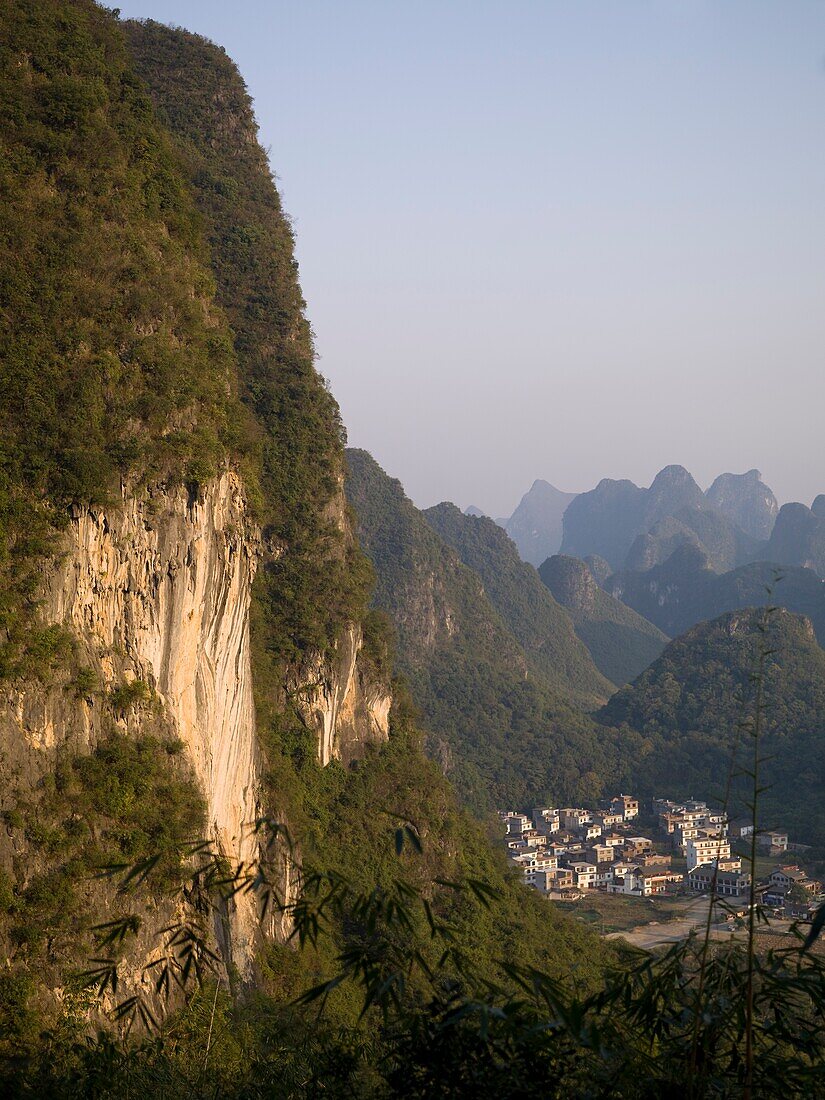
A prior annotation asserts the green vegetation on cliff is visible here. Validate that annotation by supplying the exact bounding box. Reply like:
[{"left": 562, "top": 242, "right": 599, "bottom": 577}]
[
  {"left": 263, "top": 693, "right": 614, "bottom": 1006},
  {"left": 0, "top": 9, "right": 622, "bottom": 1085},
  {"left": 2, "top": 5, "right": 825, "bottom": 1097},
  {"left": 0, "top": 2, "right": 370, "bottom": 682},
  {"left": 0, "top": 0, "right": 250, "bottom": 677},
  {"left": 0, "top": 703, "right": 620, "bottom": 1097},
  {"left": 0, "top": 731, "right": 204, "bottom": 1054},
  {"left": 124, "top": 19, "right": 372, "bottom": 666}
]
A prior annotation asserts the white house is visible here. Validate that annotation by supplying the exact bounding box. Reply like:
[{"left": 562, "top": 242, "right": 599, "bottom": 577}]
[
  {"left": 566, "top": 861, "right": 598, "bottom": 889},
  {"left": 686, "top": 833, "right": 731, "bottom": 869}
]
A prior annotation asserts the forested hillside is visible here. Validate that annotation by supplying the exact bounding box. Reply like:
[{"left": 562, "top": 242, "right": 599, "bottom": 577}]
[
  {"left": 3, "top": 4, "right": 825, "bottom": 1095},
  {"left": 346, "top": 449, "right": 630, "bottom": 812},
  {"left": 124, "top": 17, "right": 372, "bottom": 668},
  {"left": 606, "top": 547, "right": 825, "bottom": 646},
  {"left": 599, "top": 608, "right": 825, "bottom": 849},
  {"left": 538, "top": 554, "right": 667, "bottom": 685},
  {"left": 423, "top": 501, "right": 614, "bottom": 700}
]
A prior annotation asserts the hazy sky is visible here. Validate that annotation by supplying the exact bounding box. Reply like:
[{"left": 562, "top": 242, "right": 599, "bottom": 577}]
[{"left": 117, "top": 0, "right": 825, "bottom": 516}]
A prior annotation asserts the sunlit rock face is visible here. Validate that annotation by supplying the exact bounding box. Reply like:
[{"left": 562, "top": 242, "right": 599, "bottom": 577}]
[
  {"left": 1, "top": 471, "right": 392, "bottom": 979},
  {"left": 25, "top": 473, "right": 261, "bottom": 970}
]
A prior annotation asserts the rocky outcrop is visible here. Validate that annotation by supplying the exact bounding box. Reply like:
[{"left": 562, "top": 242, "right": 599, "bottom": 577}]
[
  {"left": 292, "top": 623, "right": 391, "bottom": 767},
  {"left": 584, "top": 555, "right": 612, "bottom": 586},
  {"left": 705, "top": 469, "right": 778, "bottom": 541},
  {"left": 0, "top": 473, "right": 263, "bottom": 972},
  {"left": 538, "top": 555, "right": 599, "bottom": 615}
]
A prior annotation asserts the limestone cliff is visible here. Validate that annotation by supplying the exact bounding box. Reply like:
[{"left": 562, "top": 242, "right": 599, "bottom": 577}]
[{"left": 0, "top": 473, "right": 389, "bottom": 980}]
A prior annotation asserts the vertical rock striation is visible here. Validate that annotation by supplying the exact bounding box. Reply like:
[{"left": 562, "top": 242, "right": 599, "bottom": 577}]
[
  {"left": 2, "top": 472, "right": 391, "bottom": 976},
  {"left": 291, "top": 623, "right": 391, "bottom": 767}
]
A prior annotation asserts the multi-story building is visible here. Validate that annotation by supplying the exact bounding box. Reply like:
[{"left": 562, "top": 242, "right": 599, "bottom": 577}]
[
  {"left": 520, "top": 830, "right": 549, "bottom": 848},
  {"left": 610, "top": 794, "right": 639, "bottom": 820},
  {"left": 587, "top": 843, "right": 614, "bottom": 865},
  {"left": 561, "top": 808, "right": 593, "bottom": 831},
  {"left": 688, "top": 859, "right": 750, "bottom": 899},
  {"left": 622, "top": 836, "right": 654, "bottom": 855},
  {"left": 673, "top": 822, "right": 702, "bottom": 850},
  {"left": 657, "top": 801, "right": 709, "bottom": 835},
  {"left": 609, "top": 868, "right": 682, "bottom": 897},
  {"left": 566, "top": 861, "right": 598, "bottom": 889},
  {"left": 757, "top": 831, "right": 789, "bottom": 854},
  {"left": 538, "top": 868, "right": 575, "bottom": 893},
  {"left": 532, "top": 808, "right": 560, "bottom": 835},
  {"left": 769, "top": 866, "right": 820, "bottom": 894},
  {"left": 602, "top": 832, "right": 627, "bottom": 849},
  {"left": 510, "top": 849, "right": 559, "bottom": 889},
  {"left": 637, "top": 852, "right": 671, "bottom": 868},
  {"left": 594, "top": 862, "right": 616, "bottom": 888},
  {"left": 686, "top": 833, "right": 731, "bottom": 869},
  {"left": 502, "top": 812, "right": 531, "bottom": 836},
  {"left": 595, "top": 810, "right": 625, "bottom": 830}
]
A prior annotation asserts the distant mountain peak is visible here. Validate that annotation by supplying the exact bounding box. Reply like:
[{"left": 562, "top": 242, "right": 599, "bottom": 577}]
[
  {"left": 706, "top": 469, "right": 778, "bottom": 540},
  {"left": 766, "top": 501, "right": 825, "bottom": 577},
  {"left": 503, "top": 479, "right": 578, "bottom": 567},
  {"left": 650, "top": 464, "right": 697, "bottom": 488}
]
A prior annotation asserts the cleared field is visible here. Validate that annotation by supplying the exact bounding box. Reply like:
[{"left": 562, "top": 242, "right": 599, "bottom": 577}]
[{"left": 553, "top": 891, "right": 694, "bottom": 933}]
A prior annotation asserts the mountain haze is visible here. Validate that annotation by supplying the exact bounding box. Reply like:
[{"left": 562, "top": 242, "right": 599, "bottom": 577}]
[
  {"left": 706, "top": 469, "right": 778, "bottom": 541},
  {"left": 560, "top": 465, "right": 763, "bottom": 574},
  {"left": 606, "top": 546, "right": 825, "bottom": 646},
  {"left": 561, "top": 465, "right": 706, "bottom": 570},
  {"left": 503, "top": 479, "right": 577, "bottom": 566},
  {"left": 765, "top": 501, "right": 825, "bottom": 578}
]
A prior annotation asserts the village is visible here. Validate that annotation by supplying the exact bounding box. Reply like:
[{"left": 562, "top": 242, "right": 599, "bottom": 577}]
[{"left": 499, "top": 794, "right": 823, "bottom": 925}]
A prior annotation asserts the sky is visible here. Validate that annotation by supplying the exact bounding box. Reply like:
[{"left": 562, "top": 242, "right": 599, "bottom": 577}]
[{"left": 117, "top": 0, "right": 825, "bottom": 516}]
